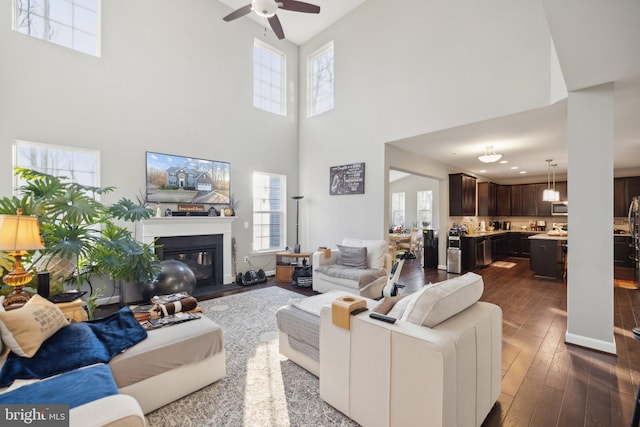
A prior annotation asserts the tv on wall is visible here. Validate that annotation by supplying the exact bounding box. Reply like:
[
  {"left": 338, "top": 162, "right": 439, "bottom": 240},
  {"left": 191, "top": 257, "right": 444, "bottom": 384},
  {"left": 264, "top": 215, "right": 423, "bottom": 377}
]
[{"left": 145, "top": 151, "right": 230, "bottom": 204}]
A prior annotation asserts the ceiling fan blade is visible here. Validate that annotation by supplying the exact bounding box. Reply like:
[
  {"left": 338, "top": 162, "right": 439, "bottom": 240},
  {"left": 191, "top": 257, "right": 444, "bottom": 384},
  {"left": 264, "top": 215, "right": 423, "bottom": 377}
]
[
  {"left": 279, "top": 0, "right": 320, "bottom": 14},
  {"left": 268, "top": 15, "right": 285, "bottom": 40},
  {"left": 223, "top": 4, "right": 252, "bottom": 22}
]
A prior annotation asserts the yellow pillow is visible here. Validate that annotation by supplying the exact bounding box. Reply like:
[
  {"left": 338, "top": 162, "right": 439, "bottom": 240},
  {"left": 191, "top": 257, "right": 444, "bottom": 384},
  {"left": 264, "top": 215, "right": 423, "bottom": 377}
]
[{"left": 0, "top": 294, "right": 69, "bottom": 357}]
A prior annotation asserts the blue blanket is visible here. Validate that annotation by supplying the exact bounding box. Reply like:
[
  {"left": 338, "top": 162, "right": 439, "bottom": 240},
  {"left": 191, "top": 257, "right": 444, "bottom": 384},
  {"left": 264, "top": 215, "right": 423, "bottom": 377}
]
[
  {"left": 0, "top": 307, "right": 147, "bottom": 387},
  {"left": 0, "top": 364, "right": 118, "bottom": 409}
]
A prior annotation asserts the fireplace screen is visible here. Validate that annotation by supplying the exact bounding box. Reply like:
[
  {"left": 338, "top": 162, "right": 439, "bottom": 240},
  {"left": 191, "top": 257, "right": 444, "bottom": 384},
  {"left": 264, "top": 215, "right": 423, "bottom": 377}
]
[{"left": 155, "top": 234, "right": 223, "bottom": 287}]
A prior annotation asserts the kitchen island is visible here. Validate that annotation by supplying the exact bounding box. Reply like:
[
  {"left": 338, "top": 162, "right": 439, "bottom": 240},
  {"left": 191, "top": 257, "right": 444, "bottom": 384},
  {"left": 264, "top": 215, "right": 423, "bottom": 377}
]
[{"left": 529, "top": 233, "right": 568, "bottom": 279}]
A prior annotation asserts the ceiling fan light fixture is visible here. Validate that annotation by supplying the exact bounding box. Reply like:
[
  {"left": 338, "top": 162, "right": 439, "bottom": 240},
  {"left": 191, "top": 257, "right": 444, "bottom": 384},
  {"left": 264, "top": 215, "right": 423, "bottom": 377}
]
[
  {"left": 477, "top": 146, "right": 502, "bottom": 163},
  {"left": 252, "top": 0, "right": 279, "bottom": 17}
]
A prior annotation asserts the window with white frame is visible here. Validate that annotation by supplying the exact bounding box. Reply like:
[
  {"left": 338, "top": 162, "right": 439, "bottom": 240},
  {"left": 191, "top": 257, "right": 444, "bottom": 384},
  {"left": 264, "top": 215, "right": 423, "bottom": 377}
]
[
  {"left": 417, "top": 190, "right": 433, "bottom": 227},
  {"left": 13, "top": 0, "right": 101, "bottom": 57},
  {"left": 13, "top": 140, "right": 100, "bottom": 193},
  {"left": 307, "top": 41, "right": 334, "bottom": 117},
  {"left": 391, "top": 192, "right": 405, "bottom": 227},
  {"left": 253, "top": 39, "right": 286, "bottom": 116},
  {"left": 253, "top": 172, "right": 286, "bottom": 252}
]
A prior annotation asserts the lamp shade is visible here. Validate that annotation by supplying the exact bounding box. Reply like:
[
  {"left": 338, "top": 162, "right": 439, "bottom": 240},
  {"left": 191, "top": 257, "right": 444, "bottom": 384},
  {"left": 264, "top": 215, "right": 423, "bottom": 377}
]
[{"left": 0, "top": 214, "right": 44, "bottom": 251}]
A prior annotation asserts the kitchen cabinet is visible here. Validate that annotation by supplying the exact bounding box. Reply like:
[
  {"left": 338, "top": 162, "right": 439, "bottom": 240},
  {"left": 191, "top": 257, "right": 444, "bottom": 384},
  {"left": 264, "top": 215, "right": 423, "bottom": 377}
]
[
  {"left": 521, "top": 184, "right": 537, "bottom": 216},
  {"left": 478, "top": 182, "right": 498, "bottom": 216},
  {"left": 491, "top": 234, "right": 508, "bottom": 261},
  {"left": 614, "top": 177, "right": 640, "bottom": 217},
  {"left": 614, "top": 236, "right": 633, "bottom": 268},
  {"left": 449, "top": 173, "right": 476, "bottom": 216},
  {"left": 497, "top": 185, "right": 511, "bottom": 216},
  {"left": 507, "top": 232, "right": 531, "bottom": 258},
  {"left": 529, "top": 238, "right": 562, "bottom": 278},
  {"left": 510, "top": 186, "right": 522, "bottom": 216},
  {"left": 462, "top": 235, "right": 492, "bottom": 270}
]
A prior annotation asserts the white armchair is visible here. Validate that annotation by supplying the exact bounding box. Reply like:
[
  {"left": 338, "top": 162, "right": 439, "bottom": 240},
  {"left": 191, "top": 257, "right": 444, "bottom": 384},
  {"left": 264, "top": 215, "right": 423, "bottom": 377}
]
[{"left": 312, "top": 238, "right": 392, "bottom": 299}]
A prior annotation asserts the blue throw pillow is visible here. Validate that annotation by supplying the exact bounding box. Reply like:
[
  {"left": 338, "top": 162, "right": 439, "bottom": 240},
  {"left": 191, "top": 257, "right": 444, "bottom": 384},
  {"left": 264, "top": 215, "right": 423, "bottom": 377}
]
[
  {"left": 0, "top": 364, "right": 118, "bottom": 409},
  {"left": 0, "top": 307, "right": 147, "bottom": 387}
]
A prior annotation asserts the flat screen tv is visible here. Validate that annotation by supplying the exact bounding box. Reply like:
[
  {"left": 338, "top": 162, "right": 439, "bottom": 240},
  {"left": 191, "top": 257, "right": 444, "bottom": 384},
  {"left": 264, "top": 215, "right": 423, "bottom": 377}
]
[{"left": 145, "top": 151, "right": 230, "bottom": 204}]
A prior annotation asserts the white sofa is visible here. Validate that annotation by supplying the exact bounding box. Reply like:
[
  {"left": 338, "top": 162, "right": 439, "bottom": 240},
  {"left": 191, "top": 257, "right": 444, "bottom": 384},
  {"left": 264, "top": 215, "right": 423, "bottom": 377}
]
[
  {"left": 319, "top": 273, "right": 502, "bottom": 427},
  {"left": 312, "top": 238, "right": 392, "bottom": 298}
]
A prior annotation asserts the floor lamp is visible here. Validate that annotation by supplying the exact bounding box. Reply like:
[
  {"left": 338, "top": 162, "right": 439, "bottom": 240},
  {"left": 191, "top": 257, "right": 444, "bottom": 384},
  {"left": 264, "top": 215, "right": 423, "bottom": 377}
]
[{"left": 292, "top": 196, "right": 304, "bottom": 253}]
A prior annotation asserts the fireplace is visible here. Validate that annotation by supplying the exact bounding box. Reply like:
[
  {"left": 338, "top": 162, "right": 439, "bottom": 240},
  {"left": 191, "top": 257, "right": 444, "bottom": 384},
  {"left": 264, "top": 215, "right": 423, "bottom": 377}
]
[
  {"left": 155, "top": 234, "right": 223, "bottom": 287},
  {"left": 135, "top": 217, "right": 235, "bottom": 285}
]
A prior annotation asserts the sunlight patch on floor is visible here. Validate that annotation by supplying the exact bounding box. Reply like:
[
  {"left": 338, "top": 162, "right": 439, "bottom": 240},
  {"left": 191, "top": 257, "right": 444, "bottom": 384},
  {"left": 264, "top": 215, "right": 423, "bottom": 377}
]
[{"left": 243, "top": 334, "right": 290, "bottom": 426}]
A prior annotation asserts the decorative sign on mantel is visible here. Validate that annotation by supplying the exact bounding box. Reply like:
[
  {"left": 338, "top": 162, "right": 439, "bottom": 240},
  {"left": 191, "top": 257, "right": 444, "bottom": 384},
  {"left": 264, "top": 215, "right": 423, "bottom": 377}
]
[
  {"left": 329, "top": 162, "right": 365, "bottom": 195},
  {"left": 178, "top": 204, "right": 205, "bottom": 212}
]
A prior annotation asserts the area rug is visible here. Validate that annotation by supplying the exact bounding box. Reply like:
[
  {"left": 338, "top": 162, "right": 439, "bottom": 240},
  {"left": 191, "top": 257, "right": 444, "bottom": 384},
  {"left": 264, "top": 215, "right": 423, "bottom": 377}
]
[
  {"left": 145, "top": 287, "right": 357, "bottom": 427},
  {"left": 491, "top": 261, "right": 516, "bottom": 269}
]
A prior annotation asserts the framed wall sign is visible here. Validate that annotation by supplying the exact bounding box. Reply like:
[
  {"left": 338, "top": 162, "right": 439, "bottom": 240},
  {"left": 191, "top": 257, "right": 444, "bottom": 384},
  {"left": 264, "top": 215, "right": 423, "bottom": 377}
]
[{"left": 330, "top": 163, "right": 365, "bottom": 195}]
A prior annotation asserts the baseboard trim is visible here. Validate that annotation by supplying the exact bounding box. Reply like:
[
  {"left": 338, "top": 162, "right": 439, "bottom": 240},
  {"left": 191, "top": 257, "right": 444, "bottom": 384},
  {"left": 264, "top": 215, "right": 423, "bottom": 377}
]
[{"left": 565, "top": 332, "right": 617, "bottom": 355}]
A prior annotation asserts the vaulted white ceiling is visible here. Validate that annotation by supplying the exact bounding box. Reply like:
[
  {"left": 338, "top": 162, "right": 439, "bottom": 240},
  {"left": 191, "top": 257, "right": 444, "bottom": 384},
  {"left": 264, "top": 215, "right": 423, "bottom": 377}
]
[
  {"left": 218, "top": 0, "right": 640, "bottom": 183},
  {"left": 217, "top": 0, "right": 366, "bottom": 45}
]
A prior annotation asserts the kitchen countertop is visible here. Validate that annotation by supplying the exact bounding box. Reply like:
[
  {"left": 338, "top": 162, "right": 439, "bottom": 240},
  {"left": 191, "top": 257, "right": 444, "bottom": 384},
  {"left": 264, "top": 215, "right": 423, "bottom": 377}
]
[
  {"left": 462, "top": 230, "right": 545, "bottom": 237},
  {"left": 529, "top": 233, "right": 568, "bottom": 241}
]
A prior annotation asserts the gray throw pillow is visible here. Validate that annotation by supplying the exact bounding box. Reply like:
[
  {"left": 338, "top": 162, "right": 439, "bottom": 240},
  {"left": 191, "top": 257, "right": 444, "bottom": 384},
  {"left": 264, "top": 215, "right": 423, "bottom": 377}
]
[{"left": 336, "top": 245, "right": 368, "bottom": 269}]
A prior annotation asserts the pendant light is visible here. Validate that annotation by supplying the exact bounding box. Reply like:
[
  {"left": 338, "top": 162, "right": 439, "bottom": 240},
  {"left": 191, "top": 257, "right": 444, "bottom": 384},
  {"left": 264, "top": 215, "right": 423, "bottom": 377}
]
[
  {"left": 551, "top": 163, "right": 560, "bottom": 201},
  {"left": 542, "top": 160, "right": 560, "bottom": 202},
  {"left": 477, "top": 146, "right": 502, "bottom": 163}
]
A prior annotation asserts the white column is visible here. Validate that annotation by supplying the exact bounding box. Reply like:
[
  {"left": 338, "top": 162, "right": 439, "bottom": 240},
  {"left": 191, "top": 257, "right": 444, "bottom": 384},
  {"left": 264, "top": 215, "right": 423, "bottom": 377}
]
[{"left": 565, "top": 82, "right": 616, "bottom": 354}]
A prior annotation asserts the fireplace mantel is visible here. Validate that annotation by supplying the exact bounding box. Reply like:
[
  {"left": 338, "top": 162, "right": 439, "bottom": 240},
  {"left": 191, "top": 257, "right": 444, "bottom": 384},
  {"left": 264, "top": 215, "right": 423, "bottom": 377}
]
[{"left": 135, "top": 217, "right": 235, "bottom": 284}]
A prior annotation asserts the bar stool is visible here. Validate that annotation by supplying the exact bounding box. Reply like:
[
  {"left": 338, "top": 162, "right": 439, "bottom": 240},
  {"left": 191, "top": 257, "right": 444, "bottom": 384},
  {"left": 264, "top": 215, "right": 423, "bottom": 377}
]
[{"left": 632, "top": 327, "right": 640, "bottom": 427}]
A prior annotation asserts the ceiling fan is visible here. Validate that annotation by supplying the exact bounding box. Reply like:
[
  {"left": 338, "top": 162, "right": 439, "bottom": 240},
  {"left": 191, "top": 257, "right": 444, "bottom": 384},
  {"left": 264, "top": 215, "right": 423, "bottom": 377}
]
[{"left": 223, "top": 0, "right": 321, "bottom": 40}]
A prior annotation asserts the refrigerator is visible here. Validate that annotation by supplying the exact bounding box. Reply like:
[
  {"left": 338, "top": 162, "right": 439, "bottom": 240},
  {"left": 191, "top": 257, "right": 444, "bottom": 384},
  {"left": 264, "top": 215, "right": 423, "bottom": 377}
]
[{"left": 629, "top": 196, "right": 640, "bottom": 282}]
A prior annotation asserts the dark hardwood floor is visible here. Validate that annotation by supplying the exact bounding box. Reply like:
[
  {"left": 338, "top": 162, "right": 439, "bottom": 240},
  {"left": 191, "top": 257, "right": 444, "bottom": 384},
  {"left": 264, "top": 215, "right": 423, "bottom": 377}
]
[{"left": 99, "top": 256, "right": 640, "bottom": 426}]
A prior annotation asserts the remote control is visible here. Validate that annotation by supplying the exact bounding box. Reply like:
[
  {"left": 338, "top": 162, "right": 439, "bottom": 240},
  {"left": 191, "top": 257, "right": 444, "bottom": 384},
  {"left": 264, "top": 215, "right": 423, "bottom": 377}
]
[
  {"left": 351, "top": 307, "right": 368, "bottom": 316},
  {"left": 369, "top": 312, "right": 397, "bottom": 324}
]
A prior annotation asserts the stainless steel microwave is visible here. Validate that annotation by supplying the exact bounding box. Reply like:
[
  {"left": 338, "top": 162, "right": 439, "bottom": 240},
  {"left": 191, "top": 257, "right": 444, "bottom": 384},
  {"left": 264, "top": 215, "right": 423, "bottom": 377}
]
[{"left": 551, "top": 201, "right": 568, "bottom": 216}]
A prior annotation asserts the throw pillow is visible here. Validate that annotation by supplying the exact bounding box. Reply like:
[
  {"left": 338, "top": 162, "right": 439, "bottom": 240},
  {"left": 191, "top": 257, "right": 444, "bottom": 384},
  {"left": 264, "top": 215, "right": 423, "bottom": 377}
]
[
  {"left": 373, "top": 295, "right": 406, "bottom": 315},
  {"left": 386, "top": 291, "right": 418, "bottom": 319},
  {"left": 342, "top": 238, "right": 387, "bottom": 269},
  {"left": 402, "top": 272, "right": 484, "bottom": 327},
  {"left": 0, "top": 294, "right": 69, "bottom": 358},
  {"left": 336, "top": 245, "right": 367, "bottom": 269}
]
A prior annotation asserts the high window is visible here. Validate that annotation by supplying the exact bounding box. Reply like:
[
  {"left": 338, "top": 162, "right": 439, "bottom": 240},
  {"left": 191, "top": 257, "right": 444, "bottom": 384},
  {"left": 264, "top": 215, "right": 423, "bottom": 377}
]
[
  {"left": 253, "top": 39, "right": 286, "bottom": 116},
  {"left": 252, "top": 172, "right": 286, "bottom": 252},
  {"left": 417, "top": 190, "right": 433, "bottom": 227},
  {"left": 13, "top": 140, "right": 100, "bottom": 193},
  {"left": 308, "top": 41, "right": 334, "bottom": 117},
  {"left": 13, "top": 0, "right": 101, "bottom": 57},
  {"left": 391, "top": 192, "right": 405, "bottom": 227}
]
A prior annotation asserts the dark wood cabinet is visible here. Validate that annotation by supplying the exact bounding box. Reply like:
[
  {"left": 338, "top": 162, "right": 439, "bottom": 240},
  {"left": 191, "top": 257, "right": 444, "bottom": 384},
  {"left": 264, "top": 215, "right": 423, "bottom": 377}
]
[
  {"left": 449, "top": 173, "right": 476, "bottom": 216},
  {"left": 535, "top": 183, "right": 551, "bottom": 217},
  {"left": 521, "top": 184, "right": 537, "bottom": 216},
  {"left": 478, "top": 182, "right": 497, "bottom": 216},
  {"left": 615, "top": 177, "right": 640, "bottom": 217},
  {"left": 507, "top": 232, "right": 531, "bottom": 258},
  {"left": 492, "top": 234, "right": 508, "bottom": 261},
  {"left": 497, "top": 185, "right": 511, "bottom": 216},
  {"left": 614, "top": 178, "right": 628, "bottom": 217},
  {"left": 510, "top": 186, "right": 522, "bottom": 216},
  {"left": 614, "top": 236, "right": 633, "bottom": 268},
  {"left": 530, "top": 239, "right": 561, "bottom": 278}
]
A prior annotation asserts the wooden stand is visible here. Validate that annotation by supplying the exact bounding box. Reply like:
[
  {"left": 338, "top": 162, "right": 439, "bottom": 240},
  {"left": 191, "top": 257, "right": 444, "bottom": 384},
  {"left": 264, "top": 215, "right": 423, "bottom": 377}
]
[
  {"left": 56, "top": 298, "right": 88, "bottom": 322},
  {"left": 275, "top": 252, "right": 312, "bottom": 283}
]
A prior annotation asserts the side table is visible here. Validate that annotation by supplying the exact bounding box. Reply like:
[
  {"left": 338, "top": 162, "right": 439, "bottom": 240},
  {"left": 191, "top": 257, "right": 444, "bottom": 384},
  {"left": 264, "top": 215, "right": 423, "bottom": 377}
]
[
  {"left": 56, "top": 298, "right": 88, "bottom": 322},
  {"left": 275, "top": 252, "right": 312, "bottom": 283}
]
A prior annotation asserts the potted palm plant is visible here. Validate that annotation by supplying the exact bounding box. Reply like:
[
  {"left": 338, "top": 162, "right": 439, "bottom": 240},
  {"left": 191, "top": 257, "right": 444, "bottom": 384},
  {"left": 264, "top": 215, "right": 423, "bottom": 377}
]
[{"left": 0, "top": 168, "right": 160, "bottom": 317}]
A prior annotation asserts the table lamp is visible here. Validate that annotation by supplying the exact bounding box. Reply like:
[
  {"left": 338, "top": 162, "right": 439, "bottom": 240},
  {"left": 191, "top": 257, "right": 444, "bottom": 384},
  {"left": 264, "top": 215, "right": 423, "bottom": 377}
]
[{"left": 0, "top": 209, "right": 44, "bottom": 309}]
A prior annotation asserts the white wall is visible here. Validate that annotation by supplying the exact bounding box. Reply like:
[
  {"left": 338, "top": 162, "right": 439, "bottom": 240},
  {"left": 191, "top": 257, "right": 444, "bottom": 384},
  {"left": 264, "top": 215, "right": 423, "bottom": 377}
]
[
  {"left": 0, "top": 0, "right": 300, "bottom": 277},
  {"left": 298, "top": 0, "right": 557, "bottom": 250}
]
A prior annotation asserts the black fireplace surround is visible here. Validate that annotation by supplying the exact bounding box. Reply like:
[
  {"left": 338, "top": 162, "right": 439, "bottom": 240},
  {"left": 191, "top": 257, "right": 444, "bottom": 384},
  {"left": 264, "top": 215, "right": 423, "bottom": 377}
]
[{"left": 155, "top": 234, "right": 223, "bottom": 287}]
